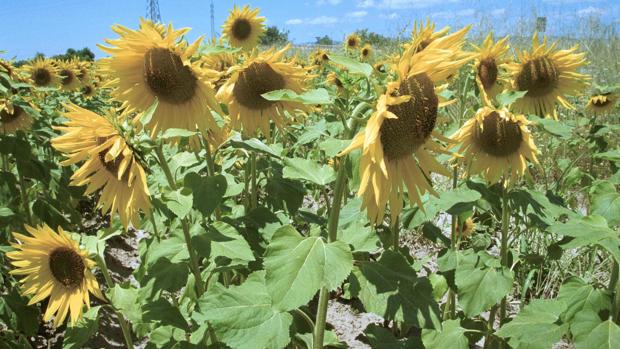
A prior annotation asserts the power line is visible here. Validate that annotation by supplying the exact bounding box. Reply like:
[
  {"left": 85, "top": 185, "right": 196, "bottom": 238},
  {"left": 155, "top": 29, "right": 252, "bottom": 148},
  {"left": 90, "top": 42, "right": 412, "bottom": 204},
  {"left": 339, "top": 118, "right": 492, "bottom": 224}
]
[{"left": 146, "top": 0, "right": 162, "bottom": 23}]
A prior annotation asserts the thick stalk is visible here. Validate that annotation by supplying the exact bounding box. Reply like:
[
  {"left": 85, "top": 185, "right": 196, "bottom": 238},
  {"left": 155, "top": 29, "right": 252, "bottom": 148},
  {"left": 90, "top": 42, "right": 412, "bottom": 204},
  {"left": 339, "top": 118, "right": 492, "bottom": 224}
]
[
  {"left": 17, "top": 167, "right": 32, "bottom": 224},
  {"left": 94, "top": 255, "right": 134, "bottom": 349},
  {"left": 250, "top": 152, "right": 258, "bottom": 209},
  {"left": 202, "top": 138, "right": 222, "bottom": 220},
  {"left": 609, "top": 260, "right": 619, "bottom": 322},
  {"left": 155, "top": 144, "right": 204, "bottom": 296},
  {"left": 499, "top": 184, "right": 510, "bottom": 328},
  {"left": 392, "top": 217, "right": 400, "bottom": 250}
]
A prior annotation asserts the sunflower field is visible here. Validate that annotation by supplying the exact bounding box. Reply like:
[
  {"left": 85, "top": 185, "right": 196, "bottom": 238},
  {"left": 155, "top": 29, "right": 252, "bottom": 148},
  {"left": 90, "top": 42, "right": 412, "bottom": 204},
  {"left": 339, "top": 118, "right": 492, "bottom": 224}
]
[{"left": 1, "top": 4, "right": 620, "bottom": 349}]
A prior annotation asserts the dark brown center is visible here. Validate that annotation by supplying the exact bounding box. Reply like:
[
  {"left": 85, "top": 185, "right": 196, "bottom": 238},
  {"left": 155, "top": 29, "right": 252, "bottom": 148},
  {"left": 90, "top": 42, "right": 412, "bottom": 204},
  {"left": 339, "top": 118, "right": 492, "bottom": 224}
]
[
  {"left": 0, "top": 105, "right": 22, "bottom": 124},
  {"left": 231, "top": 18, "right": 252, "bottom": 40},
  {"left": 77, "top": 68, "right": 88, "bottom": 81},
  {"left": 98, "top": 149, "right": 130, "bottom": 182},
  {"left": 473, "top": 111, "right": 523, "bottom": 157},
  {"left": 33, "top": 68, "right": 52, "bottom": 86},
  {"left": 362, "top": 48, "right": 369, "bottom": 56},
  {"left": 515, "top": 56, "right": 559, "bottom": 97},
  {"left": 478, "top": 58, "right": 498, "bottom": 90},
  {"left": 232, "top": 62, "right": 285, "bottom": 110},
  {"left": 416, "top": 38, "right": 433, "bottom": 53},
  {"left": 49, "top": 247, "right": 84, "bottom": 288},
  {"left": 83, "top": 85, "right": 93, "bottom": 95},
  {"left": 380, "top": 73, "right": 438, "bottom": 160},
  {"left": 60, "top": 69, "right": 74, "bottom": 86},
  {"left": 144, "top": 48, "right": 198, "bottom": 104},
  {"left": 348, "top": 38, "right": 357, "bottom": 47}
]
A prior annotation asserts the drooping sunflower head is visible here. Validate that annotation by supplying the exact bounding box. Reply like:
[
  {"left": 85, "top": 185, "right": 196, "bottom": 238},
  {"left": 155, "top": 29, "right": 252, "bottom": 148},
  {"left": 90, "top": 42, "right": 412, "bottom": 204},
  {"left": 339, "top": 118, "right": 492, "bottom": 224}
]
[
  {"left": 6, "top": 224, "right": 105, "bottom": 327},
  {"left": 326, "top": 72, "right": 344, "bottom": 91},
  {"left": 0, "top": 59, "right": 22, "bottom": 82},
  {"left": 81, "top": 83, "right": 96, "bottom": 99},
  {"left": 508, "top": 33, "right": 590, "bottom": 119},
  {"left": 360, "top": 44, "right": 373, "bottom": 60},
  {"left": 345, "top": 33, "right": 361, "bottom": 50},
  {"left": 222, "top": 5, "right": 265, "bottom": 50},
  {"left": 98, "top": 21, "right": 222, "bottom": 136},
  {"left": 473, "top": 33, "right": 511, "bottom": 106},
  {"left": 23, "top": 58, "right": 60, "bottom": 88},
  {"left": 460, "top": 217, "right": 476, "bottom": 238},
  {"left": 586, "top": 92, "right": 617, "bottom": 115},
  {"left": 73, "top": 59, "right": 92, "bottom": 83},
  {"left": 339, "top": 26, "right": 472, "bottom": 223},
  {"left": 216, "top": 45, "right": 309, "bottom": 139},
  {"left": 409, "top": 19, "right": 450, "bottom": 54},
  {"left": 452, "top": 106, "right": 539, "bottom": 184},
  {"left": 52, "top": 104, "right": 151, "bottom": 229},
  {"left": 199, "top": 42, "right": 238, "bottom": 89},
  {"left": 1, "top": 100, "right": 34, "bottom": 135},
  {"left": 56, "top": 60, "right": 81, "bottom": 91},
  {"left": 312, "top": 48, "right": 330, "bottom": 66}
]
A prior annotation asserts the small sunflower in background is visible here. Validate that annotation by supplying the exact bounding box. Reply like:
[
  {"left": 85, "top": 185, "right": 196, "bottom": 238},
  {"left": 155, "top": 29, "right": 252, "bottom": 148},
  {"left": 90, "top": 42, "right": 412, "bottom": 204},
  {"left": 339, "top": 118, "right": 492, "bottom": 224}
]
[
  {"left": 98, "top": 21, "right": 222, "bottom": 136},
  {"left": 326, "top": 72, "right": 344, "bottom": 92},
  {"left": 6, "top": 224, "right": 105, "bottom": 327},
  {"left": 0, "top": 59, "right": 21, "bottom": 82},
  {"left": 216, "top": 45, "right": 309, "bottom": 139},
  {"left": 460, "top": 217, "right": 476, "bottom": 239},
  {"left": 508, "top": 33, "right": 589, "bottom": 119},
  {"left": 345, "top": 33, "right": 361, "bottom": 51},
  {"left": 222, "top": 5, "right": 265, "bottom": 50},
  {"left": 360, "top": 44, "right": 373, "bottom": 61},
  {"left": 586, "top": 91, "right": 617, "bottom": 115},
  {"left": 52, "top": 104, "right": 151, "bottom": 229},
  {"left": 0, "top": 100, "right": 34, "bottom": 134},
  {"left": 452, "top": 106, "right": 539, "bottom": 184},
  {"left": 473, "top": 33, "right": 510, "bottom": 106},
  {"left": 340, "top": 26, "right": 472, "bottom": 223},
  {"left": 56, "top": 60, "right": 81, "bottom": 91},
  {"left": 312, "top": 48, "right": 330, "bottom": 66},
  {"left": 23, "top": 58, "right": 60, "bottom": 88},
  {"left": 374, "top": 62, "right": 387, "bottom": 73},
  {"left": 409, "top": 19, "right": 450, "bottom": 53},
  {"left": 73, "top": 59, "right": 92, "bottom": 84},
  {"left": 81, "top": 83, "right": 96, "bottom": 99}
]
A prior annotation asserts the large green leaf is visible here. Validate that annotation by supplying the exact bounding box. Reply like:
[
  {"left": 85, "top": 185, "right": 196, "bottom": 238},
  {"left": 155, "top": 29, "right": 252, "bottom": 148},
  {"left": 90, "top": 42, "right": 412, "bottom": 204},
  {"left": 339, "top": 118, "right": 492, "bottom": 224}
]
[
  {"left": 264, "top": 225, "right": 353, "bottom": 311},
  {"left": 362, "top": 323, "right": 423, "bottom": 349},
  {"left": 193, "top": 221, "right": 255, "bottom": 267},
  {"left": 229, "top": 134, "right": 281, "bottom": 158},
  {"left": 421, "top": 319, "right": 468, "bottom": 349},
  {"left": 496, "top": 90, "right": 528, "bottom": 107},
  {"left": 160, "top": 128, "right": 199, "bottom": 139},
  {"left": 327, "top": 54, "right": 373, "bottom": 76},
  {"left": 107, "top": 284, "right": 143, "bottom": 325},
  {"left": 163, "top": 188, "right": 193, "bottom": 219},
  {"left": 63, "top": 306, "right": 100, "bottom": 349},
  {"left": 528, "top": 115, "right": 574, "bottom": 138},
  {"left": 548, "top": 215, "right": 620, "bottom": 262},
  {"left": 496, "top": 299, "right": 568, "bottom": 349},
  {"left": 338, "top": 220, "right": 381, "bottom": 253},
  {"left": 196, "top": 271, "right": 292, "bottom": 349},
  {"left": 556, "top": 277, "right": 611, "bottom": 322},
  {"left": 143, "top": 298, "right": 189, "bottom": 331},
  {"left": 184, "top": 173, "right": 227, "bottom": 217},
  {"left": 595, "top": 148, "right": 620, "bottom": 163},
  {"left": 590, "top": 181, "right": 620, "bottom": 226},
  {"left": 436, "top": 187, "right": 482, "bottom": 214},
  {"left": 575, "top": 319, "right": 620, "bottom": 349},
  {"left": 261, "top": 88, "right": 332, "bottom": 105},
  {"left": 349, "top": 251, "right": 441, "bottom": 328},
  {"left": 455, "top": 251, "right": 514, "bottom": 317},
  {"left": 283, "top": 157, "right": 336, "bottom": 186}
]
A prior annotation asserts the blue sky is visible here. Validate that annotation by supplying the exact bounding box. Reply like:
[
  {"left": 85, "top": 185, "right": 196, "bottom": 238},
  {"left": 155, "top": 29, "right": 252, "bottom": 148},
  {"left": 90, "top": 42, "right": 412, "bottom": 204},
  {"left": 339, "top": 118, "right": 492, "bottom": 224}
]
[{"left": 1, "top": 0, "right": 618, "bottom": 60}]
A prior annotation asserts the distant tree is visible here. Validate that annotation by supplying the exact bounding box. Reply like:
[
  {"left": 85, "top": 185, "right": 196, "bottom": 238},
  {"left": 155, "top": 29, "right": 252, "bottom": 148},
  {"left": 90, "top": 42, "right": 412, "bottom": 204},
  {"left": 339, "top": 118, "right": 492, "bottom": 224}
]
[
  {"left": 354, "top": 29, "right": 393, "bottom": 46},
  {"left": 314, "top": 35, "right": 334, "bottom": 45},
  {"left": 260, "top": 26, "right": 289, "bottom": 46},
  {"left": 52, "top": 47, "right": 95, "bottom": 61}
]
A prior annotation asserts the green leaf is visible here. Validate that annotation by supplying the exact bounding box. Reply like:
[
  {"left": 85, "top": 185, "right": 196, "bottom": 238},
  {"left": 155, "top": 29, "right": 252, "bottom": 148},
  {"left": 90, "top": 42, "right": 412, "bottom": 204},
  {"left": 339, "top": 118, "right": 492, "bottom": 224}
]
[
  {"left": 590, "top": 181, "right": 620, "bottom": 226},
  {"left": 145, "top": 234, "right": 189, "bottom": 268},
  {"left": 296, "top": 119, "right": 328, "bottom": 146},
  {"left": 496, "top": 299, "right": 568, "bottom": 349},
  {"left": 527, "top": 115, "right": 574, "bottom": 138},
  {"left": 264, "top": 225, "right": 353, "bottom": 311},
  {"left": 556, "top": 277, "right": 611, "bottom": 322},
  {"left": 201, "top": 45, "right": 240, "bottom": 55},
  {"left": 283, "top": 157, "right": 336, "bottom": 186},
  {"left": 350, "top": 251, "right": 441, "bottom": 328},
  {"left": 107, "top": 284, "right": 143, "bottom": 325},
  {"left": 143, "top": 298, "right": 189, "bottom": 331},
  {"left": 362, "top": 324, "right": 423, "bottom": 349},
  {"left": 436, "top": 187, "right": 481, "bottom": 214},
  {"left": 575, "top": 319, "right": 620, "bottom": 349},
  {"left": 63, "top": 306, "right": 100, "bottom": 349},
  {"left": 338, "top": 220, "right": 381, "bottom": 253},
  {"left": 229, "top": 134, "right": 281, "bottom": 158},
  {"left": 327, "top": 54, "right": 373, "bottom": 76},
  {"left": 495, "top": 90, "right": 528, "bottom": 106},
  {"left": 193, "top": 221, "right": 255, "bottom": 267},
  {"left": 184, "top": 173, "right": 227, "bottom": 217},
  {"left": 0, "top": 207, "right": 14, "bottom": 217},
  {"left": 261, "top": 88, "right": 332, "bottom": 105},
  {"left": 595, "top": 149, "right": 620, "bottom": 163},
  {"left": 265, "top": 176, "right": 305, "bottom": 214},
  {"left": 571, "top": 309, "right": 606, "bottom": 347},
  {"left": 421, "top": 319, "right": 468, "bottom": 349},
  {"left": 139, "top": 98, "right": 159, "bottom": 125},
  {"left": 548, "top": 215, "right": 620, "bottom": 262},
  {"left": 294, "top": 330, "right": 345, "bottom": 349},
  {"left": 163, "top": 189, "right": 193, "bottom": 219},
  {"left": 160, "top": 128, "right": 199, "bottom": 139},
  {"left": 196, "top": 271, "right": 292, "bottom": 349},
  {"left": 146, "top": 258, "right": 189, "bottom": 293},
  {"left": 320, "top": 138, "right": 350, "bottom": 158}
]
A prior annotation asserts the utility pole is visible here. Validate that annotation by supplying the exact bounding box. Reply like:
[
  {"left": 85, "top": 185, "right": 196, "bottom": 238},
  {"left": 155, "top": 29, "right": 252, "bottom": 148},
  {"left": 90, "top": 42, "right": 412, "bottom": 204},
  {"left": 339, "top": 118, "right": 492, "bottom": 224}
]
[
  {"left": 146, "top": 0, "right": 162, "bottom": 23},
  {"left": 210, "top": 0, "right": 216, "bottom": 40}
]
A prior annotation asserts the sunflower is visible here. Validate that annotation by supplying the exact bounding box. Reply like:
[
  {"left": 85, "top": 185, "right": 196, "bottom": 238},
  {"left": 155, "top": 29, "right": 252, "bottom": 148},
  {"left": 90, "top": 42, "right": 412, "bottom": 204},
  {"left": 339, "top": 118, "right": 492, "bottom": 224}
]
[
  {"left": 199, "top": 42, "right": 237, "bottom": 90},
  {"left": 81, "top": 83, "right": 96, "bottom": 99},
  {"left": 360, "top": 44, "right": 373, "bottom": 60},
  {"left": 326, "top": 72, "right": 344, "bottom": 91},
  {"left": 6, "top": 224, "right": 105, "bottom": 327},
  {"left": 312, "top": 48, "right": 330, "bottom": 66},
  {"left": 460, "top": 217, "right": 476, "bottom": 238},
  {"left": 216, "top": 45, "right": 309, "bottom": 139},
  {"left": 98, "top": 21, "right": 222, "bottom": 136},
  {"left": 0, "top": 59, "right": 21, "bottom": 82},
  {"left": 23, "top": 58, "right": 60, "bottom": 88},
  {"left": 56, "top": 60, "right": 81, "bottom": 91},
  {"left": 73, "top": 59, "right": 92, "bottom": 84},
  {"left": 339, "top": 27, "right": 472, "bottom": 223},
  {"left": 222, "top": 5, "right": 265, "bottom": 50},
  {"left": 345, "top": 33, "right": 361, "bottom": 50},
  {"left": 586, "top": 92, "right": 617, "bottom": 115},
  {"left": 1, "top": 100, "right": 34, "bottom": 134},
  {"left": 52, "top": 104, "right": 151, "bottom": 229},
  {"left": 508, "top": 33, "right": 589, "bottom": 119},
  {"left": 473, "top": 33, "right": 511, "bottom": 106},
  {"left": 452, "top": 106, "right": 539, "bottom": 184},
  {"left": 409, "top": 19, "right": 450, "bottom": 54}
]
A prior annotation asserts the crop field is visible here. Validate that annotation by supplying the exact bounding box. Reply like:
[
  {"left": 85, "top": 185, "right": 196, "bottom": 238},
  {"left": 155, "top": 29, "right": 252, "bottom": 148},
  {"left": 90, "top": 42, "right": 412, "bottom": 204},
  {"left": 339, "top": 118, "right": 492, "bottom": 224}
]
[{"left": 0, "top": 2, "right": 619, "bottom": 349}]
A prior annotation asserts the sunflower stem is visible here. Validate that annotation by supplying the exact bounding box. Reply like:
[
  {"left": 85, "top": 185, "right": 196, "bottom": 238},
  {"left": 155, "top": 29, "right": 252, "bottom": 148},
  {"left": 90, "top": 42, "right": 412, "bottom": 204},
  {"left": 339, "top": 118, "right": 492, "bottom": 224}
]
[
  {"left": 609, "top": 259, "right": 620, "bottom": 323},
  {"left": 250, "top": 152, "right": 258, "bottom": 209},
  {"left": 314, "top": 117, "right": 358, "bottom": 349},
  {"left": 94, "top": 255, "right": 134, "bottom": 349},
  {"left": 391, "top": 216, "right": 400, "bottom": 251},
  {"left": 499, "top": 182, "right": 510, "bottom": 329},
  {"left": 202, "top": 137, "right": 222, "bottom": 220},
  {"left": 154, "top": 144, "right": 204, "bottom": 296},
  {"left": 17, "top": 167, "right": 32, "bottom": 225}
]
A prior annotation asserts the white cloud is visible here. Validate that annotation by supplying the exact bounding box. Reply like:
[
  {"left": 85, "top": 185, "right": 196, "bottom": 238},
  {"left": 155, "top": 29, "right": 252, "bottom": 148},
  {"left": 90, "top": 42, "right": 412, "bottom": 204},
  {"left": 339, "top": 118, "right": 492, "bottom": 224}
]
[
  {"left": 577, "top": 6, "right": 604, "bottom": 16},
  {"left": 347, "top": 10, "right": 368, "bottom": 18},
  {"left": 361, "top": 0, "right": 461, "bottom": 9},
  {"left": 380, "top": 12, "right": 398, "bottom": 19},
  {"left": 286, "top": 18, "right": 304, "bottom": 25},
  {"left": 490, "top": 8, "right": 506, "bottom": 17},
  {"left": 308, "top": 16, "right": 339, "bottom": 25},
  {"left": 430, "top": 8, "right": 476, "bottom": 20},
  {"left": 357, "top": 0, "right": 375, "bottom": 7},
  {"left": 317, "top": 0, "right": 342, "bottom": 5}
]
